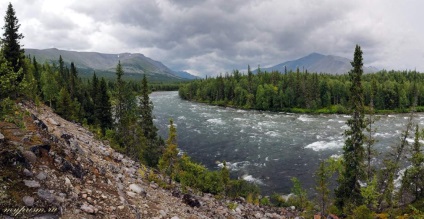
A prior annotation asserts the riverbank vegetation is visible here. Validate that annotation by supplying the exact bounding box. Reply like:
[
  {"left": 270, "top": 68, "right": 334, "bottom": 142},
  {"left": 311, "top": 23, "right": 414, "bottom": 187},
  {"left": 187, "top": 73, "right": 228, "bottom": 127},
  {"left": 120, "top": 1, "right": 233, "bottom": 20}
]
[{"left": 179, "top": 66, "right": 424, "bottom": 115}]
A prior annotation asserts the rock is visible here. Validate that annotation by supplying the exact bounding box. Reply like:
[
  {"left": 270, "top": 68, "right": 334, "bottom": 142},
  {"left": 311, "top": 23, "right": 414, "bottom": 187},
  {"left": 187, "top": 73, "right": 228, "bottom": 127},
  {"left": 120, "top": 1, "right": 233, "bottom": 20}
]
[
  {"left": 81, "top": 203, "right": 95, "bottom": 214},
  {"left": 47, "top": 118, "right": 60, "bottom": 126},
  {"left": 118, "top": 205, "right": 125, "bottom": 210},
  {"left": 159, "top": 210, "right": 167, "bottom": 217},
  {"left": 55, "top": 195, "right": 65, "bottom": 203},
  {"left": 22, "top": 196, "right": 34, "bottom": 206},
  {"left": 171, "top": 216, "right": 179, "bottom": 219},
  {"left": 36, "top": 172, "right": 47, "bottom": 181},
  {"left": 150, "top": 183, "right": 158, "bottom": 189},
  {"left": 23, "top": 168, "right": 33, "bottom": 177},
  {"left": 254, "top": 212, "right": 263, "bottom": 218},
  {"left": 65, "top": 177, "right": 72, "bottom": 186},
  {"left": 236, "top": 207, "right": 242, "bottom": 214},
  {"left": 0, "top": 132, "right": 4, "bottom": 142},
  {"left": 129, "top": 184, "right": 144, "bottom": 194},
  {"left": 183, "top": 194, "right": 201, "bottom": 208},
  {"left": 126, "top": 191, "right": 136, "bottom": 198},
  {"left": 112, "top": 153, "right": 124, "bottom": 162},
  {"left": 34, "top": 119, "right": 48, "bottom": 131},
  {"left": 37, "top": 189, "right": 55, "bottom": 203},
  {"left": 125, "top": 167, "right": 136, "bottom": 176},
  {"left": 61, "top": 133, "right": 73, "bottom": 143},
  {"left": 290, "top": 206, "right": 296, "bottom": 211},
  {"left": 30, "top": 145, "right": 51, "bottom": 157},
  {"left": 22, "top": 151, "right": 37, "bottom": 164},
  {"left": 24, "top": 180, "right": 40, "bottom": 188}
]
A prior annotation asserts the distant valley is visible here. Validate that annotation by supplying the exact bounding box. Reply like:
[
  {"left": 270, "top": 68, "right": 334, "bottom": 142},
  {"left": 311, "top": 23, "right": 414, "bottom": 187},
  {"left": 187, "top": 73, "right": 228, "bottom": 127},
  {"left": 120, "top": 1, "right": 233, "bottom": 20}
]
[
  {"left": 25, "top": 48, "right": 198, "bottom": 82},
  {"left": 255, "top": 52, "right": 379, "bottom": 74}
]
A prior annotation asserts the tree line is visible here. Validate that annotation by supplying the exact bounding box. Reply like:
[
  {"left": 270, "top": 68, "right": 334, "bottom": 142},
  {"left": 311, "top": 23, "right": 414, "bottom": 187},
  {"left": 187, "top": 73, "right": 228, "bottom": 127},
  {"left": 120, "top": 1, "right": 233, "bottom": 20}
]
[{"left": 179, "top": 66, "right": 424, "bottom": 114}]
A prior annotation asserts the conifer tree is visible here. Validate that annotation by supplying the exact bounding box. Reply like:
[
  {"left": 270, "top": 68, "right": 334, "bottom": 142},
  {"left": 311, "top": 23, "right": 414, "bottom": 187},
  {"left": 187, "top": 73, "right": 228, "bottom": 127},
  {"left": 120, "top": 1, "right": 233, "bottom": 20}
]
[
  {"left": 139, "top": 74, "right": 162, "bottom": 166},
  {"left": 115, "top": 61, "right": 124, "bottom": 124},
  {"left": 335, "top": 45, "right": 366, "bottom": 211},
  {"left": 140, "top": 74, "right": 157, "bottom": 139},
  {"left": 57, "top": 87, "right": 72, "bottom": 119},
  {"left": 403, "top": 124, "right": 424, "bottom": 201},
  {"left": 95, "top": 78, "right": 112, "bottom": 136},
  {"left": 1, "top": 3, "right": 24, "bottom": 77},
  {"left": 159, "top": 119, "right": 179, "bottom": 185}
]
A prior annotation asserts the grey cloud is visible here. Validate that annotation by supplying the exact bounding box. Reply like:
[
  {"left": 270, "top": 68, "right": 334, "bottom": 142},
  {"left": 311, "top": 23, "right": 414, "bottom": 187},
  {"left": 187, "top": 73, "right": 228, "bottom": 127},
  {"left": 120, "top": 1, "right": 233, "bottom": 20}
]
[{"left": 2, "top": 0, "right": 424, "bottom": 77}]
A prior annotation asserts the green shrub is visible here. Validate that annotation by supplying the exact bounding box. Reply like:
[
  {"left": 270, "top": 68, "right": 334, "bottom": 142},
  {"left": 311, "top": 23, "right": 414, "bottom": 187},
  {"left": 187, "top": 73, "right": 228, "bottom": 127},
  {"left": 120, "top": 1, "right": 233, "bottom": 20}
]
[
  {"left": 226, "top": 179, "right": 260, "bottom": 199},
  {"left": 351, "top": 205, "right": 373, "bottom": 219},
  {"left": 260, "top": 196, "right": 271, "bottom": 206},
  {"left": 270, "top": 193, "right": 288, "bottom": 207}
]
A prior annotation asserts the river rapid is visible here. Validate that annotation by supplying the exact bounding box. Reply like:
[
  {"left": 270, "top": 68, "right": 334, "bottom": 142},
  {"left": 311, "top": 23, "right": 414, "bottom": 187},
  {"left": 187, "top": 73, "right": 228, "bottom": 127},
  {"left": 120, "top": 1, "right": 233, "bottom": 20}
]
[{"left": 151, "top": 91, "right": 421, "bottom": 194}]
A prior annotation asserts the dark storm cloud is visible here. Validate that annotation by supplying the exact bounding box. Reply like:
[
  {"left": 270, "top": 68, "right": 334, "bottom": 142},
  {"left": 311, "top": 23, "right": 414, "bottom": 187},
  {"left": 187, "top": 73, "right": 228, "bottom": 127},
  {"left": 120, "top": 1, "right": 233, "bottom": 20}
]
[{"left": 2, "top": 0, "right": 424, "bottom": 76}]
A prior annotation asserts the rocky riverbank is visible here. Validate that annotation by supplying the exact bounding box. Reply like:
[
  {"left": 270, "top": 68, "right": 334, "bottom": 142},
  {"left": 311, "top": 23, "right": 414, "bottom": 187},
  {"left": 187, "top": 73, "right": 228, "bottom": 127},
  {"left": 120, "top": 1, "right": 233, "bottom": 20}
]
[{"left": 0, "top": 101, "right": 301, "bottom": 218}]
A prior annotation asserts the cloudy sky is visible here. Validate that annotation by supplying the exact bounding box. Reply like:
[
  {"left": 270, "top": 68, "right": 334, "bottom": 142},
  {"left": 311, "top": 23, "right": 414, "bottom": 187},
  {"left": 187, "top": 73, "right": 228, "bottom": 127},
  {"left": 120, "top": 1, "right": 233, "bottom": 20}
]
[{"left": 1, "top": 0, "right": 423, "bottom": 77}]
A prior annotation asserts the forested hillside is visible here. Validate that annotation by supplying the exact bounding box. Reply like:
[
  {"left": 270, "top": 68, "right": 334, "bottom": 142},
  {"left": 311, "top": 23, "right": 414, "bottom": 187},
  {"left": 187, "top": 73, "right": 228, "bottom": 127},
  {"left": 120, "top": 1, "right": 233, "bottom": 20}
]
[{"left": 180, "top": 66, "right": 424, "bottom": 113}]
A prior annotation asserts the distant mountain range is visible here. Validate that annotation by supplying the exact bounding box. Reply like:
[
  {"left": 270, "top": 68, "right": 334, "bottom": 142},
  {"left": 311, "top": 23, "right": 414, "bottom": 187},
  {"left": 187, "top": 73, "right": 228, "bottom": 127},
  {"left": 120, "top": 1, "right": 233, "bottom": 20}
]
[
  {"left": 25, "top": 48, "right": 198, "bottom": 82},
  {"left": 255, "top": 52, "right": 379, "bottom": 74}
]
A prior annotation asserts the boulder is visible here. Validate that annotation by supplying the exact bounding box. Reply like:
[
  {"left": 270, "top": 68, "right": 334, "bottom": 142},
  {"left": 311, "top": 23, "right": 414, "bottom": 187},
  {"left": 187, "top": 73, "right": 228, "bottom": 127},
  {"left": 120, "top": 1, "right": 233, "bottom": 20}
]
[
  {"left": 129, "top": 184, "right": 144, "bottom": 194},
  {"left": 22, "top": 151, "right": 37, "bottom": 164},
  {"left": 37, "top": 189, "right": 55, "bottom": 203},
  {"left": 36, "top": 172, "right": 47, "bottom": 181},
  {"left": 24, "top": 180, "right": 40, "bottom": 188},
  {"left": 183, "top": 194, "right": 201, "bottom": 208},
  {"left": 47, "top": 118, "right": 60, "bottom": 126},
  {"left": 22, "top": 196, "right": 34, "bottom": 207}
]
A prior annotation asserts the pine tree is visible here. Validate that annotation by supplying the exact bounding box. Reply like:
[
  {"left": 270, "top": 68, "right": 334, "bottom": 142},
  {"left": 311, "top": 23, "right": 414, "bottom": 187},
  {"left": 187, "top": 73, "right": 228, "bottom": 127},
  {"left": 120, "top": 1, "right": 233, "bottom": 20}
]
[
  {"left": 115, "top": 61, "right": 125, "bottom": 124},
  {"left": 159, "top": 119, "right": 179, "bottom": 185},
  {"left": 69, "top": 62, "right": 78, "bottom": 99},
  {"left": 1, "top": 3, "right": 24, "bottom": 77},
  {"left": 57, "top": 87, "right": 72, "bottom": 119},
  {"left": 139, "top": 74, "right": 162, "bottom": 166},
  {"left": 95, "top": 78, "right": 112, "bottom": 136},
  {"left": 335, "top": 45, "right": 366, "bottom": 211},
  {"left": 140, "top": 74, "right": 157, "bottom": 139},
  {"left": 403, "top": 125, "right": 424, "bottom": 201}
]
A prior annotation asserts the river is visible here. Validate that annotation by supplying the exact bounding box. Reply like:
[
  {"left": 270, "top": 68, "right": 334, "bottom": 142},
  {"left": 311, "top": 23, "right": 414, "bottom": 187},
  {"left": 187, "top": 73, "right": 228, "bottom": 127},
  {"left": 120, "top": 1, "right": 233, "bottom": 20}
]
[{"left": 151, "top": 91, "right": 421, "bottom": 195}]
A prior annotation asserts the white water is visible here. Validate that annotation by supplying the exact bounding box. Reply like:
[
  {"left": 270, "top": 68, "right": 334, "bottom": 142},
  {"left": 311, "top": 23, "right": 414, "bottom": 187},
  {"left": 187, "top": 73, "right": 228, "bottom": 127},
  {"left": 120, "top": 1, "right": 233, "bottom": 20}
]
[{"left": 151, "top": 91, "right": 418, "bottom": 194}]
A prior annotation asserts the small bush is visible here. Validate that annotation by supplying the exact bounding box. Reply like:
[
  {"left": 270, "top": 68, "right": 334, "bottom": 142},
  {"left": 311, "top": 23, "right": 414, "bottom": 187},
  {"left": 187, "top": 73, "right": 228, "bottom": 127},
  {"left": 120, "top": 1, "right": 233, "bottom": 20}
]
[
  {"left": 351, "top": 205, "right": 373, "bottom": 219},
  {"left": 270, "top": 193, "right": 288, "bottom": 207},
  {"left": 226, "top": 179, "right": 260, "bottom": 199},
  {"left": 260, "top": 196, "right": 271, "bottom": 206}
]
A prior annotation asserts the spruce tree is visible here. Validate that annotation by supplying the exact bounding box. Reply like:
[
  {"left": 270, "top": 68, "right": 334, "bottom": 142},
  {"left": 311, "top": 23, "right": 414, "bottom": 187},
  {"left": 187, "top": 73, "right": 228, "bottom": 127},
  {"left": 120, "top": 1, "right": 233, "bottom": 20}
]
[
  {"left": 335, "top": 45, "right": 366, "bottom": 211},
  {"left": 139, "top": 74, "right": 162, "bottom": 166},
  {"left": 95, "top": 78, "right": 112, "bottom": 136},
  {"left": 1, "top": 3, "right": 24, "bottom": 77},
  {"left": 140, "top": 74, "right": 157, "bottom": 139},
  {"left": 115, "top": 61, "right": 124, "bottom": 124},
  {"left": 57, "top": 87, "right": 72, "bottom": 119}
]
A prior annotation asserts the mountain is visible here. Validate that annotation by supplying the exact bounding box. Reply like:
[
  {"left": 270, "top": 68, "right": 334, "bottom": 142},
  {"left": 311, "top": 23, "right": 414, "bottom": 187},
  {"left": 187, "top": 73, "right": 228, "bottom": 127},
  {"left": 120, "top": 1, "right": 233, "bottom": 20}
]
[
  {"left": 25, "top": 48, "right": 197, "bottom": 81},
  {"left": 256, "top": 52, "right": 379, "bottom": 74},
  {"left": 173, "top": 70, "right": 200, "bottom": 80}
]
